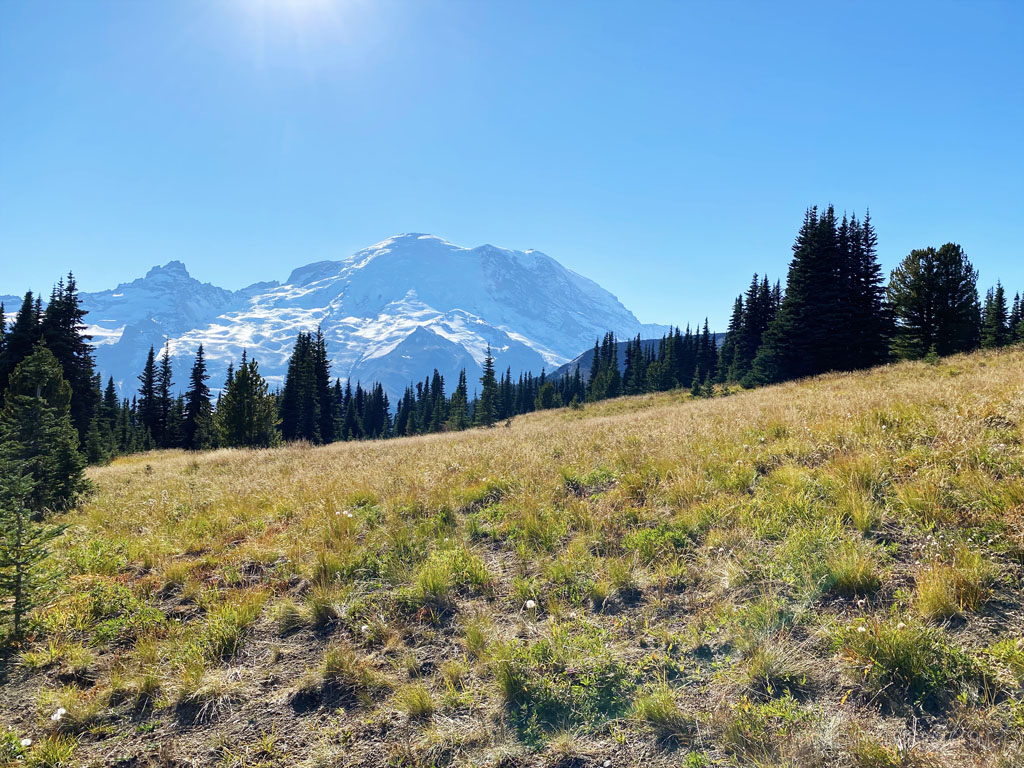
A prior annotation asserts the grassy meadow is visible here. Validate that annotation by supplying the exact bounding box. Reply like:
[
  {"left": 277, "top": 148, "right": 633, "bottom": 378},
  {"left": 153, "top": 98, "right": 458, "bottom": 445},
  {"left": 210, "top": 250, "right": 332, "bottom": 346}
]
[{"left": 3, "top": 348, "right": 1024, "bottom": 767}]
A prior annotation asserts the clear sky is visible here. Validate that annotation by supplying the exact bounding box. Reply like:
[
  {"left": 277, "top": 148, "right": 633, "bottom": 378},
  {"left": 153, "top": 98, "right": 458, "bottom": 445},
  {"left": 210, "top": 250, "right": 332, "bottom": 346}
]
[{"left": 1, "top": 0, "right": 1022, "bottom": 329}]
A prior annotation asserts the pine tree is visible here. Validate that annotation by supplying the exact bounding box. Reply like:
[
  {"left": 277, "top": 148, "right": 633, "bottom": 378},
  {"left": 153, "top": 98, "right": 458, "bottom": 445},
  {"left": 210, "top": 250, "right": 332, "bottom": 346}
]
[
  {"left": 980, "top": 282, "right": 1009, "bottom": 349},
  {"left": 0, "top": 466, "right": 66, "bottom": 639},
  {"left": 475, "top": 346, "right": 499, "bottom": 427},
  {"left": 0, "top": 344, "right": 86, "bottom": 511},
  {"left": 888, "top": 243, "right": 980, "bottom": 358}
]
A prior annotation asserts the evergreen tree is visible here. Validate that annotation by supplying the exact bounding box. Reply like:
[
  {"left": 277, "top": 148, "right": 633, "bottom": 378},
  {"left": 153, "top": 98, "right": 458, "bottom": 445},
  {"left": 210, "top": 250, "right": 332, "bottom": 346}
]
[
  {"left": 314, "top": 329, "right": 335, "bottom": 443},
  {"left": 888, "top": 243, "right": 980, "bottom": 358},
  {"left": 980, "top": 282, "right": 1009, "bottom": 349},
  {"left": 447, "top": 369, "right": 469, "bottom": 430},
  {"left": 137, "top": 346, "right": 160, "bottom": 444},
  {"left": 40, "top": 274, "right": 98, "bottom": 441},
  {"left": 184, "top": 345, "right": 215, "bottom": 450},
  {"left": 475, "top": 346, "right": 499, "bottom": 427},
  {"left": 751, "top": 207, "right": 845, "bottom": 383},
  {"left": 156, "top": 343, "right": 174, "bottom": 447},
  {"left": 0, "top": 344, "right": 86, "bottom": 511},
  {"left": 215, "top": 353, "right": 278, "bottom": 448},
  {"left": 0, "top": 467, "right": 66, "bottom": 639},
  {"left": 0, "top": 292, "right": 40, "bottom": 397},
  {"left": 847, "top": 212, "right": 891, "bottom": 367}
]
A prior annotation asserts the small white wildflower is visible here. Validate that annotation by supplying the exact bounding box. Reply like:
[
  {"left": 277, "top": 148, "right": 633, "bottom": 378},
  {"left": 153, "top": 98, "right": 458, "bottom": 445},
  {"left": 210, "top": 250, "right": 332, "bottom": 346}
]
[
  {"left": 360, "top": 624, "right": 369, "bottom": 634},
  {"left": 50, "top": 707, "right": 67, "bottom": 722},
  {"left": 856, "top": 598, "right": 866, "bottom": 607},
  {"left": 896, "top": 622, "right": 907, "bottom": 630},
  {"left": 20, "top": 738, "right": 32, "bottom": 748},
  {"left": 525, "top": 599, "right": 537, "bottom": 610},
  {"left": 856, "top": 625, "right": 867, "bottom": 633},
  {"left": 335, "top": 510, "right": 341, "bottom": 516}
]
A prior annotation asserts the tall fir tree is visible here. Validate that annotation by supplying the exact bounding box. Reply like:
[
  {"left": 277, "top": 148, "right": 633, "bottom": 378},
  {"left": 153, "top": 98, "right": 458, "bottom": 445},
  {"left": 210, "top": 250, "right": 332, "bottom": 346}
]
[
  {"left": 137, "top": 346, "right": 159, "bottom": 445},
  {"left": 0, "top": 293, "right": 40, "bottom": 398},
  {"left": 475, "top": 345, "right": 499, "bottom": 427},
  {"left": 980, "top": 282, "right": 1009, "bottom": 349},
  {"left": 156, "top": 343, "right": 174, "bottom": 447},
  {"left": 184, "top": 345, "right": 215, "bottom": 450},
  {"left": 40, "top": 273, "right": 98, "bottom": 442}
]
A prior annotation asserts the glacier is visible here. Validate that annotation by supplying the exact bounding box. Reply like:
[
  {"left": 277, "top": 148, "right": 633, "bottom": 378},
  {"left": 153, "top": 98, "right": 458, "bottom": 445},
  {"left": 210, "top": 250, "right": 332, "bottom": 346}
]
[{"left": 4, "top": 234, "right": 669, "bottom": 400}]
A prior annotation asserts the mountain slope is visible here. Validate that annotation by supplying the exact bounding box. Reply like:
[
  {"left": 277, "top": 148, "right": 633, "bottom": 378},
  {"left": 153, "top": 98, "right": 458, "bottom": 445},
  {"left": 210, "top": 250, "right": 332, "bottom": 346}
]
[
  {"left": 4, "top": 348, "right": 1022, "bottom": 766},
  {"left": 13, "top": 235, "right": 668, "bottom": 397}
]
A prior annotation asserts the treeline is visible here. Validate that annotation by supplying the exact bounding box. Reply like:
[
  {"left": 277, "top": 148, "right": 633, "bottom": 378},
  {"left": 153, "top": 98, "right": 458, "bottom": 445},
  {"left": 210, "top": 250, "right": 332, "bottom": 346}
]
[{"left": 2, "top": 203, "right": 1023, "bottom": 462}]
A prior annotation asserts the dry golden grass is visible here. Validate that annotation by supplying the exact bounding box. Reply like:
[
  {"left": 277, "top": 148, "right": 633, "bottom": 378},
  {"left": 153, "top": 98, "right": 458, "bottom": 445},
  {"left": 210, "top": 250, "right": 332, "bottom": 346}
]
[{"left": 4, "top": 347, "right": 1024, "bottom": 766}]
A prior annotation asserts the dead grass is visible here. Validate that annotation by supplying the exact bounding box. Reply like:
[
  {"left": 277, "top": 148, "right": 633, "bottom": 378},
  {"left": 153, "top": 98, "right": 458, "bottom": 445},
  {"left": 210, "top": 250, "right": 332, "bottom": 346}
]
[{"left": 4, "top": 347, "right": 1024, "bottom": 765}]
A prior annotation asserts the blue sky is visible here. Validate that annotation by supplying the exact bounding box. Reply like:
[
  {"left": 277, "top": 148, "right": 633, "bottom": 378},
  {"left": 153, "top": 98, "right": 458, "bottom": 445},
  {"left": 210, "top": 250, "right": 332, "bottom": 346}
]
[{"left": 1, "top": 0, "right": 1022, "bottom": 329}]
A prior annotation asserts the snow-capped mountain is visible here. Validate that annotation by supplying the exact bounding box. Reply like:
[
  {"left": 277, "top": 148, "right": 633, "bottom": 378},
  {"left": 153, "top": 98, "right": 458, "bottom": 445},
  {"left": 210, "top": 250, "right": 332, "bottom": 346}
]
[{"left": 7, "top": 234, "right": 668, "bottom": 399}]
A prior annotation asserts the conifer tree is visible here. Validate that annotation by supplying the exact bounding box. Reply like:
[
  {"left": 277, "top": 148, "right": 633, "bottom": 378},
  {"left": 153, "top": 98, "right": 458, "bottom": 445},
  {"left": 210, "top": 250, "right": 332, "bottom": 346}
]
[
  {"left": 157, "top": 343, "right": 174, "bottom": 447},
  {"left": 0, "top": 293, "right": 40, "bottom": 397},
  {"left": 216, "top": 353, "right": 278, "bottom": 448},
  {"left": 751, "top": 207, "right": 844, "bottom": 383},
  {"left": 475, "top": 346, "right": 499, "bottom": 427},
  {"left": 314, "top": 329, "right": 335, "bottom": 443},
  {"left": 888, "top": 243, "right": 980, "bottom": 358},
  {"left": 0, "top": 344, "right": 86, "bottom": 511},
  {"left": 0, "top": 467, "right": 66, "bottom": 639},
  {"left": 40, "top": 274, "right": 98, "bottom": 441},
  {"left": 981, "top": 282, "right": 1009, "bottom": 348},
  {"left": 184, "top": 345, "right": 215, "bottom": 450},
  {"left": 447, "top": 369, "right": 469, "bottom": 430},
  {"left": 137, "top": 346, "right": 160, "bottom": 444}
]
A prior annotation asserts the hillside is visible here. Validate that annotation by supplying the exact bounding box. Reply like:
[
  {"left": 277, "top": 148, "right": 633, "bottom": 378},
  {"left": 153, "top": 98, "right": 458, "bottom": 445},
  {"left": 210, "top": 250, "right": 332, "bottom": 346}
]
[{"left": 3, "top": 348, "right": 1024, "bottom": 767}]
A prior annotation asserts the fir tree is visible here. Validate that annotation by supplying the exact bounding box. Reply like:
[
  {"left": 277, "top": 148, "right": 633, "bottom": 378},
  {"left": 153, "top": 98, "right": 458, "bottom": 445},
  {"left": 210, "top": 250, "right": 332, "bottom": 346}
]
[
  {"left": 0, "top": 344, "right": 86, "bottom": 511},
  {"left": 447, "top": 369, "right": 469, "bottom": 430},
  {"left": 40, "top": 273, "right": 98, "bottom": 441},
  {"left": 184, "top": 345, "right": 215, "bottom": 450},
  {"left": 216, "top": 353, "right": 278, "bottom": 448},
  {"left": 0, "top": 292, "right": 40, "bottom": 397},
  {"left": 137, "top": 346, "right": 160, "bottom": 443},
  {"left": 980, "top": 282, "right": 1009, "bottom": 349},
  {"left": 157, "top": 343, "right": 174, "bottom": 447},
  {"left": 0, "top": 467, "right": 66, "bottom": 639},
  {"left": 475, "top": 346, "right": 499, "bottom": 427}
]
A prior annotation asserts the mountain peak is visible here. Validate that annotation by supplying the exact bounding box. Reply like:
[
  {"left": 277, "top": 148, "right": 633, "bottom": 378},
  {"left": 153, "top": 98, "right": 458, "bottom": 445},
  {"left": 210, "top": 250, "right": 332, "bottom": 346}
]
[{"left": 145, "top": 260, "right": 191, "bottom": 280}]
